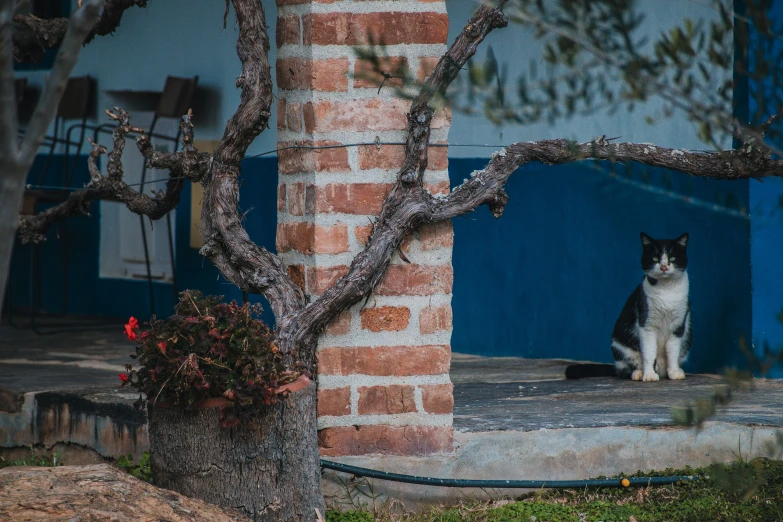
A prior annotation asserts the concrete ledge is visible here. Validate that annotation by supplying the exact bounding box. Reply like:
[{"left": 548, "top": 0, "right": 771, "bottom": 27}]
[
  {"left": 323, "top": 423, "right": 782, "bottom": 510},
  {"left": 0, "top": 388, "right": 148, "bottom": 460}
]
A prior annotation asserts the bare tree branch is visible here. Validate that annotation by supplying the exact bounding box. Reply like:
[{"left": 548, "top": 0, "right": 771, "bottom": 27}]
[
  {"left": 432, "top": 136, "right": 783, "bottom": 222},
  {"left": 200, "top": 0, "right": 304, "bottom": 329},
  {"left": 0, "top": 0, "right": 104, "bottom": 318},
  {"left": 0, "top": 2, "right": 18, "bottom": 161},
  {"left": 19, "top": 0, "right": 104, "bottom": 160},
  {"left": 12, "top": 0, "right": 146, "bottom": 63},
  {"left": 17, "top": 109, "right": 209, "bottom": 244}
]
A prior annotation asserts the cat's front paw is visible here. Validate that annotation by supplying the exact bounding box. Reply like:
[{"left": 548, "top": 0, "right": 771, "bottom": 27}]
[
  {"left": 631, "top": 370, "right": 643, "bottom": 381},
  {"left": 667, "top": 368, "right": 686, "bottom": 380},
  {"left": 642, "top": 371, "right": 660, "bottom": 382}
]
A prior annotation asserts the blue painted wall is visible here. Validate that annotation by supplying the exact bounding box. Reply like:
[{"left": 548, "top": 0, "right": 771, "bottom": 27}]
[
  {"left": 7, "top": 156, "right": 278, "bottom": 326},
  {"left": 449, "top": 158, "right": 752, "bottom": 374},
  {"left": 747, "top": 0, "right": 783, "bottom": 375},
  {"left": 9, "top": 155, "right": 755, "bottom": 374}
]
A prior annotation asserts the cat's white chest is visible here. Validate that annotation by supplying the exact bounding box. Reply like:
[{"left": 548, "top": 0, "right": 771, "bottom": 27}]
[{"left": 643, "top": 273, "right": 689, "bottom": 329}]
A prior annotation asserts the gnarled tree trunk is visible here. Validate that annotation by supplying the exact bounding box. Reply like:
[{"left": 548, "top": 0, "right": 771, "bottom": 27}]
[{"left": 148, "top": 382, "right": 324, "bottom": 521}]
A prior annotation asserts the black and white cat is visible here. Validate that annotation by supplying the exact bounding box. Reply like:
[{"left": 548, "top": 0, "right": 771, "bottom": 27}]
[
  {"left": 611, "top": 232, "right": 692, "bottom": 381},
  {"left": 565, "top": 233, "right": 692, "bottom": 380}
]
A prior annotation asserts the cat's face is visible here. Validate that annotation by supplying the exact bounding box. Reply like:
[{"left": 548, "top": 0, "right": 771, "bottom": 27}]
[{"left": 640, "top": 233, "right": 688, "bottom": 280}]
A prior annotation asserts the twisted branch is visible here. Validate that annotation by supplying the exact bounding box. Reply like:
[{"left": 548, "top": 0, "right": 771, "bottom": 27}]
[
  {"left": 199, "top": 0, "right": 304, "bottom": 333},
  {"left": 17, "top": 109, "right": 210, "bottom": 244},
  {"left": 432, "top": 136, "right": 783, "bottom": 222}
]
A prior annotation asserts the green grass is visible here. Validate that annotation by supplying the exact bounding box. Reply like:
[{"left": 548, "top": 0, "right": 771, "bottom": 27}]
[{"left": 326, "top": 458, "right": 783, "bottom": 522}]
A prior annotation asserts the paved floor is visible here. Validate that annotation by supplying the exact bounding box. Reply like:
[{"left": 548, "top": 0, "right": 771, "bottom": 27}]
[
  {"left": 3, "top": 322, "right": 783, "bottom": 435},
  {"left": 0, "top": 319, "right": 129, "bottom": 393},
  {"left": 451, "top": 353, "right": 783, "bottom": 431}
]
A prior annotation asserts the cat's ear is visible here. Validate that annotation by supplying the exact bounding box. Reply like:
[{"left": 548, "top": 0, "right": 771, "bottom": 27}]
[
  {"left": 675, "top": 233, "right": 689, "bottom": 247},
  {"left": 640, "top": 232, "right": 654, "bottom": 246}
]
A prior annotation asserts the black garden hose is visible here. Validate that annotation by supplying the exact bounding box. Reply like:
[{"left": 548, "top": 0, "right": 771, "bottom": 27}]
[{"left": 320, "top": 459, "right": 698, "bottom": 489}]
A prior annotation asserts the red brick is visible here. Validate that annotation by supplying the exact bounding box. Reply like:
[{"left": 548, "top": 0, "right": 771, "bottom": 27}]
[
  {"left": 361, "top": 306, "right": 410, "bottom": 332},
  {"left": 317, "top": 387, "right": 351, "bottom": 417},
  {"left": 277, "top": 98, "right": 286, "bottom": 131},
  {"left": 418, "top": 56, "right": 440, "bottom": 81},
  {"left": 278, "top": 140, "right": 350, "bottom": 174},
  {"left": 287, "top": 264, "right": 305, "bottom": 292},
  {"left": 286, "top": 101, "right": 303, "bottom": 132},
  {"left": 376, "top": 264, "right": 452, "bottom": 296},
  {"left": 288, "top": 182, "right": 305, "bottom": 216},
  {"left": 318, "top": 345, "right": 450, "bottom": 376},
  {"left": 309, "top": 99, "right": 450, "bottom": 132},
  {"left": 276, "top": 221, "right": 313, "bottom": 254},
  {"left": 418, "top": 221, "right": 453, "bottom": 250},
  {"left": 278, "top": 141, "right": 315, "bottom": 174},
  {"left": 318, "top": 425, "right": 453, "bottom": 456},
  {"left": 426, "top": 180, "right": 450, "bottom": 196},
  {"left": 276, "top": 14, "right": 300, "bottom": 47},
  {"left": 276, "top": 0, "right": 309, "bottom": 5},
  {"left": 419, "top": 304, "right": 452, "bottom": 334},
  {"left": 277, "top": 183, "right": 286, "bottom": 212},
  {"left": 358, "top": 144, "right": 448, "bottom": 171},
  {"left": 357, "top": 385, "right": 416, "bottom": 414},
  {"left": 303, "top": 102, "right": 315, "bottom": 133},
  {"left": 276, "top": 222, "right": 348, "bottom": 254},
  {"left": 307, "top": 265, "right": 349, "bottom": 295},
  {"left": 428, "top": 143, "right": 449, "bottom": 170},
  {"left": 309, "top": 99, "right": 402, "bottom": 132},
  {"left": 354, "top": 57, "right": 408, "bottom": 89},
  {"left": 277, "top": 58, "right": 349, "bottom": 92},
  {"left": 313, "top": 140, "right": 350, "bottom": 172},
  {"left": 316, "top": 183, "right": 391, "bottom": 215},
  {"left": 325, "top": 310, "right": 351, "bottom": 336},
  {"left": 306, "top": 13, "right": 448, "bottom": 46},
  {"left": 302, "top": 13, "right": 313, "bottom": 45},
  {"left": 355, "top": 224, "right": 373, "bottom": 246},
  {"left": 421, "top": 383, "right": 453, "bottom": 414},
  {"left": 314, "top": 223, "right": 349, "bottom": 254},
  {"left": 305, "top": 184, "right": 316, "bottom": 215}
]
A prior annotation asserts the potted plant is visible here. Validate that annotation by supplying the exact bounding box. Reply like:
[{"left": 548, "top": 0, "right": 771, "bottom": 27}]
[{"left": 120, "top": 290, "right": 315, "bottom": 515}]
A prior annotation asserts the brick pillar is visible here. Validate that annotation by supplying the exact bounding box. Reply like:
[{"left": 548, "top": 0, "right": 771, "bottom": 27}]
[{"left": 276, "top": 0, "right": 454, "bottom": 457}]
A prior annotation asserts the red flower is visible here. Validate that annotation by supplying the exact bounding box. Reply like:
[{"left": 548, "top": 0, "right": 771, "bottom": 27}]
[
  {"left": 124, "top": 324, "right": 137, "bottom": 341},
  {"left": 124, "top": 317, "right": 140, "bottom": 341},
  {"left": 119, "top": 373, "right": 129, "bottom": 385},
  {"left": 158, "top": 341, "right": 167, "bottom": 355}
]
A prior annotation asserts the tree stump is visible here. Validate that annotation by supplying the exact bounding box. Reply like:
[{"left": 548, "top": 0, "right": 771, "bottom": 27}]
[{"left": 148, "top": 382, "right": 324, "bottom": 521}]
